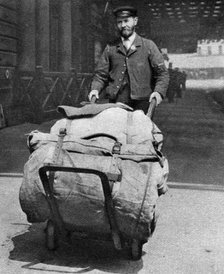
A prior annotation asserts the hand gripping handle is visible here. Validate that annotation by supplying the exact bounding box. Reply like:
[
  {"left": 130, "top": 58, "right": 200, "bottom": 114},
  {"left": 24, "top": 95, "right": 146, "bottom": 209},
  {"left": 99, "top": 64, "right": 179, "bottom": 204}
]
[
  {"left": 90, "top": 95, "right": 97, "bottom": 104},
  {"left": 147, "top": 98, "right": 157, "bottom": 120}
]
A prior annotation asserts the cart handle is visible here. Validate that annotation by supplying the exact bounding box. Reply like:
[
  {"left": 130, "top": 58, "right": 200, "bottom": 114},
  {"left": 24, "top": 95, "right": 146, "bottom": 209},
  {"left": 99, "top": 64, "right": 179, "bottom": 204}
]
[
  {"left": 90, "top": 95, "right": 97, "bottom": 104},
  {"left": 147, "top": 98, "right": 157, "bottom": 120}
]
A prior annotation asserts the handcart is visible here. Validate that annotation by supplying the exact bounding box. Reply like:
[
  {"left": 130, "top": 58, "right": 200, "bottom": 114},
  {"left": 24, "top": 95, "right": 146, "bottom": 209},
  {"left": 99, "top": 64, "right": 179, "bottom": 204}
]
[{"left": 38, "top": 99, "right": 158, "bottom": 260}]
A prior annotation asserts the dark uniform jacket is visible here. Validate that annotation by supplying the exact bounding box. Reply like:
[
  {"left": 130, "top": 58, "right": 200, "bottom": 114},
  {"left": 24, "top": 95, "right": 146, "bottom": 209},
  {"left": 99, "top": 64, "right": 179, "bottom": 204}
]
[{"left": 91, "top": 34, "right": 169, "bottom": 100}]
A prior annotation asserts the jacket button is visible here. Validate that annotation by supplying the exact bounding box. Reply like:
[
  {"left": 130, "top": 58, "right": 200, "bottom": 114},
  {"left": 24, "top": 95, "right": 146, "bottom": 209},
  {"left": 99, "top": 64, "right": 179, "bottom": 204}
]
[
  {"left": 116, "top": 86, "right": 119, "bottom": 88},
  {"left": 121, "top": 71, "right": 124, "bottom": 74},
  {"left": 119, "top": 79, "right": 122, "bottom": 81}
]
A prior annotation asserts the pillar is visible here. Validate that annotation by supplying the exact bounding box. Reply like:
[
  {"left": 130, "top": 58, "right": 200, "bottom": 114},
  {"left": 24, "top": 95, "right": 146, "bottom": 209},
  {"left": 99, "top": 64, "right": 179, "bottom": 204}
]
[
  {"left": 35, "top": 0, "right": 50, "bottom": 70},
  {"left": 17, "top": 0, "right": 36, "bottom": 70},
  {"left": 58, "top": 0, "right": 72, "bottom": 72},
  {"left": 71, "top": 0, "right": 81, "bottom": 71}
]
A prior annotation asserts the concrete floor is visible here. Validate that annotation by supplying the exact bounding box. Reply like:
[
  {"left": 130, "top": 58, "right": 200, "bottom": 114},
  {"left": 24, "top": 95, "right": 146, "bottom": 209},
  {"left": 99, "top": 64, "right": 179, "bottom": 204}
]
[{"left": 0, "top": 177, "right": 224, "bottom": 274}]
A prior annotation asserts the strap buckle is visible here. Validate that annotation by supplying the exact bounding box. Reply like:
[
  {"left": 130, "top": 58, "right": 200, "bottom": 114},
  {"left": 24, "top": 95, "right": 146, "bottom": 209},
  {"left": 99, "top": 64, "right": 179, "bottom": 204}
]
[{"left": 112, "top": 141, "right": 122, "bottom": 154}]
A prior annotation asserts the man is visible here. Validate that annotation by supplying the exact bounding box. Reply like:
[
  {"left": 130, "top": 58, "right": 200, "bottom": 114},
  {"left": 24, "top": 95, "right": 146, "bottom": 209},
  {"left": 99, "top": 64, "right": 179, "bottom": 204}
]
[
  {"left": 88, "top": 5, "right": 169, "bottom": 114},
  {"left": 166, "top": 62, "right": 176, "bottom": 103},
  {"left": 180, "top": 70, "right": 187, "bottom": 92}
]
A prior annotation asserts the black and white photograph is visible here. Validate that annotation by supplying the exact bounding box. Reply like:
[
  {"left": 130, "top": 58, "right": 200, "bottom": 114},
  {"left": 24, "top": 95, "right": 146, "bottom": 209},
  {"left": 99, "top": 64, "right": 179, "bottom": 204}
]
[{"left": 0, "top": 0, "right": 224, "bottom": 273}]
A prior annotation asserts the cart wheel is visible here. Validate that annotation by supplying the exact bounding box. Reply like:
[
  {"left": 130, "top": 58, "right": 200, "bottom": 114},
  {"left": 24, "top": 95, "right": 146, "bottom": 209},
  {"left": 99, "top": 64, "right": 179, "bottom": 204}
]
[
  {"left": 130, "top": 239, "right": 143, "bottom": 260},
  {"left": 45, "top": 220, "right": 58, "bottom": 251}
]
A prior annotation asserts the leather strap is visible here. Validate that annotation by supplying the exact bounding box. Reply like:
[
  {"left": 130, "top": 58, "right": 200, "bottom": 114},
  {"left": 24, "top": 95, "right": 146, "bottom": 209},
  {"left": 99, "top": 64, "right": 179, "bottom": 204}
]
[{"left": 126, "top": 111, "right": 133, "bottom": 144}]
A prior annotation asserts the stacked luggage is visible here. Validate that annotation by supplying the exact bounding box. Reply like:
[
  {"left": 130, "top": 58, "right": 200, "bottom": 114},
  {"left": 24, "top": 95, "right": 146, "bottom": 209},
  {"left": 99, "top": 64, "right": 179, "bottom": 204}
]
[{"left": 19, "top": 102, "right": 168, "bottom": 260}]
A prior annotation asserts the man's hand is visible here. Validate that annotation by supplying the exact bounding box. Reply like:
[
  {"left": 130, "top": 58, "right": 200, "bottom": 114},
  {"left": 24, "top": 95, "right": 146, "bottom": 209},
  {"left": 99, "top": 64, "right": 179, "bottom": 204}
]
[
  {"left": 88, "top": 90, "right": 99, "bottom": 102},
  {"left": 149, "top": 92, "right": 162, "bottom": 106}
]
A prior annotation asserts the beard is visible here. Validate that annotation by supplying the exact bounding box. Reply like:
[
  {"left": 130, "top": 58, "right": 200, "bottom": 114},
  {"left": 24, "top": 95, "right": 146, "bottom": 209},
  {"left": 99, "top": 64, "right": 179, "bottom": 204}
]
[{"left": 119, "top": 26, "right": 135, "bottom": 39}]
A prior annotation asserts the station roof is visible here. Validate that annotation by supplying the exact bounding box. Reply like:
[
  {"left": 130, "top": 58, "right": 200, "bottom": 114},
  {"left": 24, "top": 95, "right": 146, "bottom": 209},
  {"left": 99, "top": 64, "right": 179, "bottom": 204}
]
[
  {"left": 109, "top": 0, "right": 224, "bottom": 53},
  {"left": 145, "top": 0, "right": 223, "bottom": 24}
]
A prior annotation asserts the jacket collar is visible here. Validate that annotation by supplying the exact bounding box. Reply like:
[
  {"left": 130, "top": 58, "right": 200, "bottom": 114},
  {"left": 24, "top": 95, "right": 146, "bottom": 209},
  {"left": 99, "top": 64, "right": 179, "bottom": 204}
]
[{"left": 117, "top": 34, "right": 142, "bottom": 56}]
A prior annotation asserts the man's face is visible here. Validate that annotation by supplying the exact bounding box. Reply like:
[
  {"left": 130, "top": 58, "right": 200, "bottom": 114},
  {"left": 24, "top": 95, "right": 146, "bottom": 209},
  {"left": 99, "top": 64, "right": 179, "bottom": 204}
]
[{"left": 116, "top": 16, "right": 138, "bottom": 38}]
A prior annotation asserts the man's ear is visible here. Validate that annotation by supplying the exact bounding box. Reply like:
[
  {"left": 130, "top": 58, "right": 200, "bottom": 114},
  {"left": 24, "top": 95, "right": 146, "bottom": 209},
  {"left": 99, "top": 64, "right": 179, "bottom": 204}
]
[{"left": 134, "top": 17, "right": 138, "bottom": 26}]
